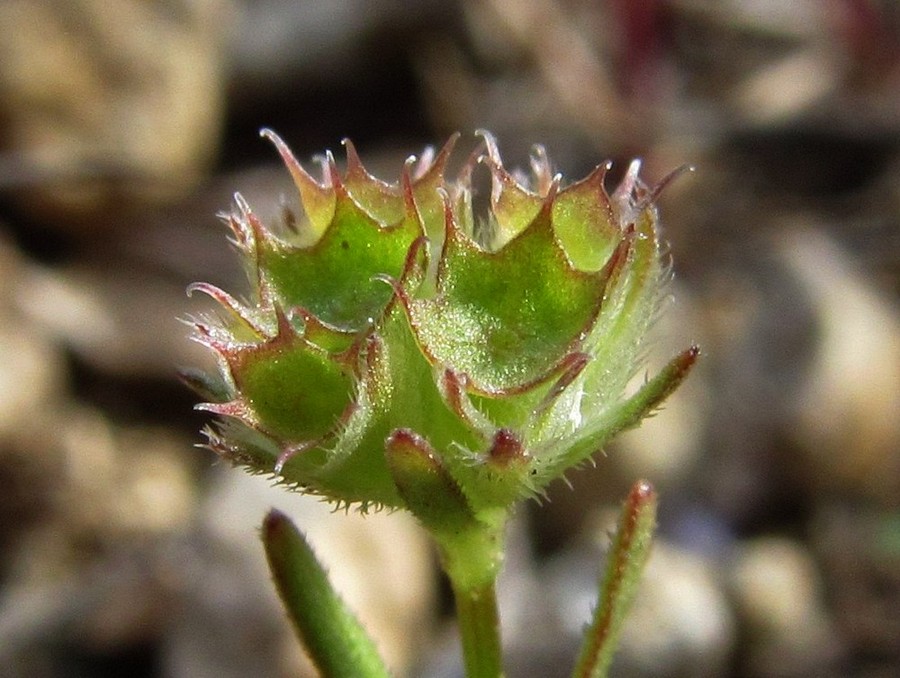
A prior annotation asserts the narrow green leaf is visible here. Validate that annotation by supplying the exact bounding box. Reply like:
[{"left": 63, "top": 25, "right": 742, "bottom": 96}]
[
  {"left": 602, "top": 344, "right": 700, "bottom": 437},
  {"left": 261, "top": 510, "right": 392, "bottom": 678},
  {"left": 541, "top": 345, "right": 700, "bottom": 481},
  {"left": 573, "top": 481, "right": 658, "bottom": 678}
]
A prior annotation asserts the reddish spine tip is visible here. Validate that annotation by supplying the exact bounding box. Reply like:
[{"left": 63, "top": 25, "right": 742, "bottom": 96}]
[
  {"left": 262, "top": 508, "right": 290, "bottom": 535},
  {"left": 386, "top": 428, "right": 417, "bottom": 447},
  {"left": 678, "top": 345, "right": 701, "bottom": 373},
  {"left": 629, "top": 479, "right": 655, "bottom": 504},
  {"left": 325, "top": 150, "right": 347, "bottom": 195},
  {"left": 275, "top": 441, "right": 316, "bottom": 474},
  {"left": 647, "top": 163, "right": 695, "bottom": 203},
  {"left": 400, "top": 158, "right": 420, "bottom": 215},
  {"left": 385, "top": 428, "right": 436, "bottom": 461},
  {"left": 342, "top": 138, "right": 362, "bottom": 172},
  {"left": 538, "top": 174, "right": 561, "bottom": 214},
  {"left": 273, "top": 305, "right": 296, "bottom": 338},
  {"left": 424, "top": 132, "right": 461, "bottom": 178},
  {"left": 488, "top": 428, "right": 526, "bottom": 465}
]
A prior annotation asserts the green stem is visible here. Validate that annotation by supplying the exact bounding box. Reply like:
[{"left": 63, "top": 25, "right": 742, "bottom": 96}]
[
  {"left": 451, "top": 577, "right": 503, "bottom": 678},
  {"left": 434, "top": 516, "right": 507, "bottom": 678},
  {"left": 383, "top": 429, "right": 507, "bottom": 676}
]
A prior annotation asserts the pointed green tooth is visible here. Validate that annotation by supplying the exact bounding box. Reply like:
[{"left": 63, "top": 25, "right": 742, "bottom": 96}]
[
  {"left": 410, "top": 133, "right": 460, "bottom": 242},
  {"left": 552, "top": 161, "right": 620, "bottom": 271},
  {"left": 261, "top": 129, "right": 335, "bottom": 239},
  {"left": 341, "top": 138, "right": 405, "bottom": 224},
  {"left": 186, "top": 282, "right": 268, "bottom": 339},
  {"left": 478, "top": 130, "right": 543, "bottom": 248}
]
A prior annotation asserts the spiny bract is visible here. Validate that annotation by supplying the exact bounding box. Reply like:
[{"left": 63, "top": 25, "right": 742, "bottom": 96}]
[{"left": 184, "top": 130, "right": 696, "bottom": 517}]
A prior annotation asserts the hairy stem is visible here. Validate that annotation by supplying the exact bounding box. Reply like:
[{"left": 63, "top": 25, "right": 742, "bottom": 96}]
[{"left": 452, "top": 577, "right": 504, "bottom": 678}]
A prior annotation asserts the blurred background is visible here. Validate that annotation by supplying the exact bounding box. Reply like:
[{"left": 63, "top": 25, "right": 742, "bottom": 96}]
[{"left": 0, "top": 1, "right": 898, "bottom": 676}]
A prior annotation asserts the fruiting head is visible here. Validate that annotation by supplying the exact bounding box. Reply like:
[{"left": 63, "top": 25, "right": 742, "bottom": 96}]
[{"left": 185, "top": 130, "right": 697, "bottom": 526}]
